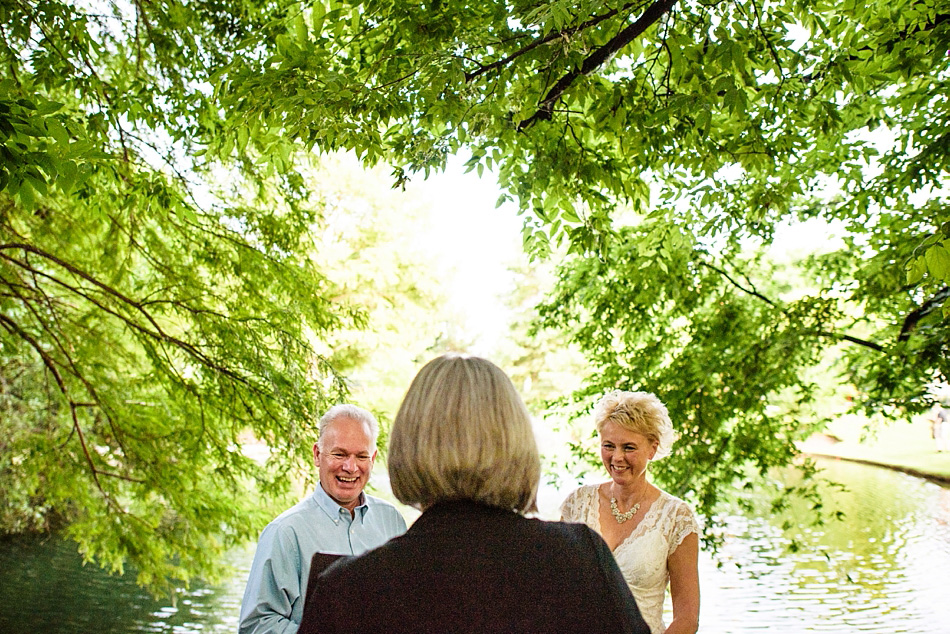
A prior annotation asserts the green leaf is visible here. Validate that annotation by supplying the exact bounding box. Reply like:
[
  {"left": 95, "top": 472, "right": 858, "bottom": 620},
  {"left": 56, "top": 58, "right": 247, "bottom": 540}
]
[
  {"left": 45, "top": 117, "right": 69, "bottom": 145},
  {"left": 293, "top": 12, "right": 308, "bottom": 42},
  {"left": 924, "top": 244, "right": 950, "bottom": 281},
  {"left": 312, "top": 2, "right": 326, "bottom": 35}
]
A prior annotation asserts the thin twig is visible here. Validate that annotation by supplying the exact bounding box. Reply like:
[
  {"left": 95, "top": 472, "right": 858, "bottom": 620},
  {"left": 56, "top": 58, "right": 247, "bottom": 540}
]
[{"left": 699, "top": 260, "right": 776, "bottom": 306}]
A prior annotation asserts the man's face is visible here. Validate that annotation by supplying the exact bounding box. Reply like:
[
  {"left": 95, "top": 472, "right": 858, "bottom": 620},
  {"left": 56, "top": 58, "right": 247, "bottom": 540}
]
[{"left": 313, "top": 416, "right": 377, "bottom": 511}]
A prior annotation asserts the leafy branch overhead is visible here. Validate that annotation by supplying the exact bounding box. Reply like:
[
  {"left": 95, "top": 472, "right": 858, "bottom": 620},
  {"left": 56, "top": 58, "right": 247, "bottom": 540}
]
[
  {"left": 217, "top": 0, "right": 949, "bottom": 514},
  {"left": 0, "top": 0, "right": 356, "bottom": 593},
  {"left": 220, "top": 0, "right": 949, "bottom": 292}
]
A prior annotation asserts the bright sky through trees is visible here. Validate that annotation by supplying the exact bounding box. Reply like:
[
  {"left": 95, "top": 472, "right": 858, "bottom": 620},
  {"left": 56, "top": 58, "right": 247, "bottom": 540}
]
[{"left": 407, "top": 155, "right": 523, "bottom": 353}]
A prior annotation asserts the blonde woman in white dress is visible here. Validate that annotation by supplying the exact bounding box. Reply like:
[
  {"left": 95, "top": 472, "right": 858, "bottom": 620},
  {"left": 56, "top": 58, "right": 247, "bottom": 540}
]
[{"left": 561, "top": 391, "right": 700, "bottom": 634}]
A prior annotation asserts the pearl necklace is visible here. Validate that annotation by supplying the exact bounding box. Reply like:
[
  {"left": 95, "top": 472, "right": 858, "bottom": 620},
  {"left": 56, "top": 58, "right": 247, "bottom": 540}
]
[{"left": 610, "top": 497, "right": 640, "bottom": 524}]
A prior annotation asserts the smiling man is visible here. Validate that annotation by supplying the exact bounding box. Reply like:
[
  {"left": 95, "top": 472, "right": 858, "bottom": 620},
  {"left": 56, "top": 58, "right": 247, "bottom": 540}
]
[{"left": 239, "top": 405, "right": 407, "bottom": 634}]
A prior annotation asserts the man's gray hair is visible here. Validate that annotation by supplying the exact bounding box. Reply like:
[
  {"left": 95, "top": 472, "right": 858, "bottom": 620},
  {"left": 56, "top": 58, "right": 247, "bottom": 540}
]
[{"left": 318, "top": 404, "right": 380, "bottom": 448}]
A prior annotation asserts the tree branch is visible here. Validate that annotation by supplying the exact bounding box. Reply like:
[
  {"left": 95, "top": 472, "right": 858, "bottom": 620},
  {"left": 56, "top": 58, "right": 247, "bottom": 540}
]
[
  {"left": 465, "top": 1, "right": 647, "bottom": 83},
  {"left": 4, "top": 269, "right": 133, "bottom": 457},
  {"left": 700, "top": 260, "right": 889, "bottom": 353},
  {"left": 816, "top": 330, "right": 886, "bottom": 352},
  {"left": 747, "top": 0, "right": 784, "bottom": 80},
  {"left": 898, "top": 286, "right": 950, "bottom": 341},
  {"left": 699, "top": 260, "right": 776, "bottom": 306},
  {"left": 519, "top": 0, "right": 679, "bottom": 130},
  {"left": 0, "top": 244, "right": 253, "bottom": 388},
  {"left": 0, "top": 313, "right": 109, "bottom": 493}
]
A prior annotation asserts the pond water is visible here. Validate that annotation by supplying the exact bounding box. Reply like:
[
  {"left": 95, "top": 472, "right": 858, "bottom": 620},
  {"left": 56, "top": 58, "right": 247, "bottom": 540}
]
[
  {"left": 696, "top": 458, "right": 950, "bottom": 633},
  {"left": 0, "top": 457, "right": 948, "bottom": 633}
]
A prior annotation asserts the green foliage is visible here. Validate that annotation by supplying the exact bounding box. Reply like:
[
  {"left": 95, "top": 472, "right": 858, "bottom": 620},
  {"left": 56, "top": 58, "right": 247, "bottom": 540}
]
[
  {"left": 536, "top": 219, "right": 834, "bottom": 515},
  {"left": 6, "top": 0, "right": 950, "bottom": 587},
  {"left": 217, "top": 0, "right": 949, "bottom": 519},
  {"left": 0, "top": 0, "right": 355, "bottom": 594},
  {"left": 494, "top": 253, "right": 592, "bottom": 411}
]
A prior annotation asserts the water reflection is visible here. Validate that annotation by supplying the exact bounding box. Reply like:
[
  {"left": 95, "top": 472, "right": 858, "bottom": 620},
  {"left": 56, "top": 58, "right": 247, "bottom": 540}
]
[
  {"left": 0, "top": 536, "right": 253, "bottom": 633},
  {"left": 0, "top": 458, "right": 947, "bottom": 632},
  {"left": 699, "top": 458, "right": 950, "bottom": 633}
]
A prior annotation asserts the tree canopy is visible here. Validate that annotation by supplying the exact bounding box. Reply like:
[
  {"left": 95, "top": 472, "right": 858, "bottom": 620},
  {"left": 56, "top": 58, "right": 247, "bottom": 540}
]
[
  {"left": 0, "top": 0, "right": 364, "bottom": 593},
  {"left": 3, "top": 0, "right": 949, "bottom": 591},
  {"left": 219, "top": 0, "right": 949, "bottom": 515}
]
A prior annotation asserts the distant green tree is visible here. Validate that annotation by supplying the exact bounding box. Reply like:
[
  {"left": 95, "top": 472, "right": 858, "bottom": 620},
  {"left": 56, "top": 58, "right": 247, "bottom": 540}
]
[
  {"left": 303, "top": 154, "right": 461, "bottom": 431},
  {"left": 494, "top": 255, "right": 591, "bottom": 408},
  {"left": 216, "top": 0, "right": 949, "bottom": 518}
]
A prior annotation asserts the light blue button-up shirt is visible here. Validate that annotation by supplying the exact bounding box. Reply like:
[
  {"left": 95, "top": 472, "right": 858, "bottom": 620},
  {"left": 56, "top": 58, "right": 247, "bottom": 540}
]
[{"left": 238, "top": 484, "right": 407, "bottom": 634}]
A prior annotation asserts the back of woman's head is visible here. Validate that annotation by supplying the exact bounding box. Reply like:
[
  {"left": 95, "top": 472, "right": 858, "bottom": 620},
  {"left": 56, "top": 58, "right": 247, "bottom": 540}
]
[{"left": 389, "top": 354, "right": 540, "bottom": 513}]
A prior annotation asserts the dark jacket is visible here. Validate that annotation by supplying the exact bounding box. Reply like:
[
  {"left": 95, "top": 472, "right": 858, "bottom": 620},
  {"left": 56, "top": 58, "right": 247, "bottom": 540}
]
[{"left": 300, "top": 499, "right": 649, "bottom": 634}]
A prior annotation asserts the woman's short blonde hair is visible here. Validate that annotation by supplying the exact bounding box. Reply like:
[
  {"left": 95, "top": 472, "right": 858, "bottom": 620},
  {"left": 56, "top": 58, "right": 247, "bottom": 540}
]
[
  {"left": 594, "top": 390, "right": 675, "bottom": 460},
  {"left": 389, "top": 354, "right": 540, "bottom": 514}
]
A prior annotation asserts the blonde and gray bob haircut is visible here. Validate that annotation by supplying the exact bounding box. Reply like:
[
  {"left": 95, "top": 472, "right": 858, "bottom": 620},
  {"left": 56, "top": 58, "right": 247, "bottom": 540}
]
[
  {"left": 594, "top": 390, "right": 675, "bottom": 460},
  {"left": 389, "top": 354, "right": 540, "bottom": 514}
]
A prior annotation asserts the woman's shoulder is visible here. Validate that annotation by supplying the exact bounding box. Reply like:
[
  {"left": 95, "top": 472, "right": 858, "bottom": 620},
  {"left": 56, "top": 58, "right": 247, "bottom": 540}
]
[
  {"left": 532, "top": 513, "right": 604, "bottom": 551},
  {"left": 559, "top": 483, "right": 600, "bottom": 519},
  {"left": 656, "top": 488, "right": 691, "bottom": 507},
  {"left": 563, "top": 483, "right": 600, "bottom": 500},
  {"left": 654, "top": 489, "right": 702, "bottom": 532}
]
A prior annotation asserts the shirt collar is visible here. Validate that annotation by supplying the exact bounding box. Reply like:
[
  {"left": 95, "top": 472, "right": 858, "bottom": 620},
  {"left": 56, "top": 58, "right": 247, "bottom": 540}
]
[{"left": 314, "top": 482, "right": 369, "bottom": 521}]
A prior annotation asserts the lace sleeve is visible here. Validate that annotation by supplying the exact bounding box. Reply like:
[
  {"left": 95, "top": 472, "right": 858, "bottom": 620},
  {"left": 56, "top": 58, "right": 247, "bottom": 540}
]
[
  {"left": 667, "top": 498, "right": 700, "bottom": 556},
  {"left": 559, "top": 488, "right": 584, "bottom": 522}
]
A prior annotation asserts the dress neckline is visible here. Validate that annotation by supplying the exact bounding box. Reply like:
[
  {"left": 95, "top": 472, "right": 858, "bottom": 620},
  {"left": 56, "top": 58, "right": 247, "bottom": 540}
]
[{"left": 594, "top": 486, "right": 667, "bottom": 553}]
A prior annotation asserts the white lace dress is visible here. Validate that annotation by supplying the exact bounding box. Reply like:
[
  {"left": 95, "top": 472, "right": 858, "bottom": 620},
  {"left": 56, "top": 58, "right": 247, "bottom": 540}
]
[{"left": 560, "top": 485, "right": 699, "bottom": 634}]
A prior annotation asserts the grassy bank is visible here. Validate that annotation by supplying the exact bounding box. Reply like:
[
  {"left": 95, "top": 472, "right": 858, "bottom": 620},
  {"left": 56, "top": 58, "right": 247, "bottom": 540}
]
[{"left": 799, "top": 412, "right": 950, "bottom": 483}]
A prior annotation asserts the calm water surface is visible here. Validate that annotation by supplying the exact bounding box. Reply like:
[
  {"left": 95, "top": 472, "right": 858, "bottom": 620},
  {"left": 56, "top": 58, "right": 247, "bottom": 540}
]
[
  {"left": 0, "top": 457, "right": 948, "bottom": 633},
  {"left": 697, "top": 458, "right": 950, "bottom": 633}
]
